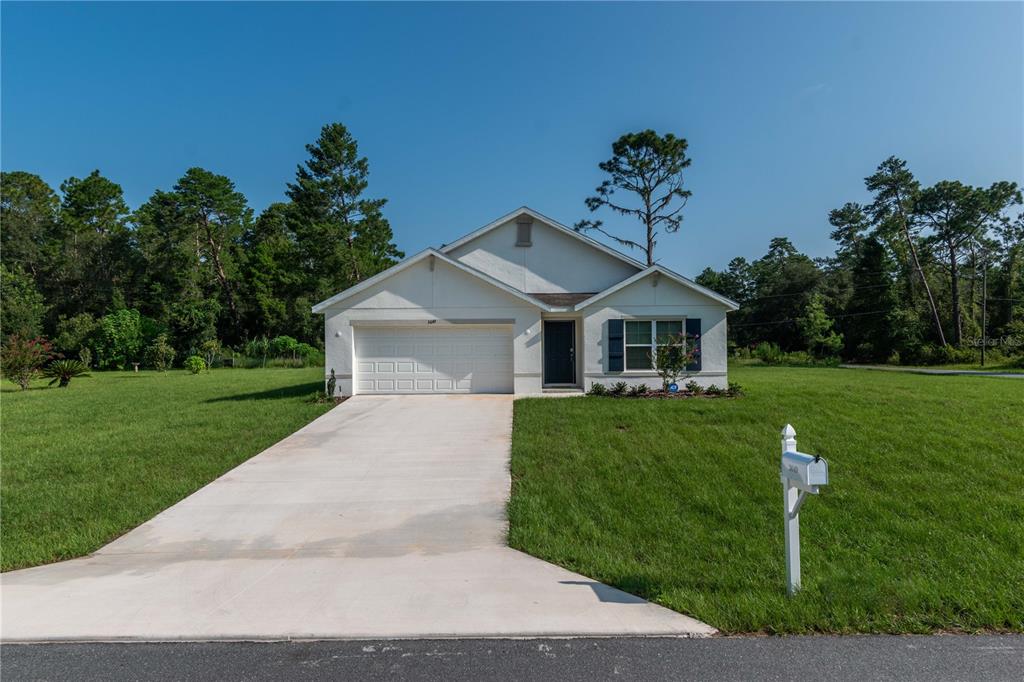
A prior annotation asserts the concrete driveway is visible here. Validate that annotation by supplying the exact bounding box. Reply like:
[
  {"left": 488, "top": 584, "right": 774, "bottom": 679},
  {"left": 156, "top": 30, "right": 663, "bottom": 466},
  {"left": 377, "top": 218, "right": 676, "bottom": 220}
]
[{"left": 1, "top": 395, "right": 712, "bottom": 641}]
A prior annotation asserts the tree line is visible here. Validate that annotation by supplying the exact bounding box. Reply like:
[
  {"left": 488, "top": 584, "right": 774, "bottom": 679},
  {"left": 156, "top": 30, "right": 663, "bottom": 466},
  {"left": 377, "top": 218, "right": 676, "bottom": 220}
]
[
  {"left": 3, "top": 124, "right": 1021, "bottom": 372},
  {"left": 696, "top": 157, "right": 1023, "bottom": 365},
  {"left": 1, "top": 123, "right": 402, "bottom": 368}
]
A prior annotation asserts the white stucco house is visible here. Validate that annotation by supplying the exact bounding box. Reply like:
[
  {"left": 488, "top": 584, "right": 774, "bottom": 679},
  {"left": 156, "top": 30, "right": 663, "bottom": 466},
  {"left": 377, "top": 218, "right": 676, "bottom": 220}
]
[{"left": 312, "top": 207, "right": 738, "bottom": 396}]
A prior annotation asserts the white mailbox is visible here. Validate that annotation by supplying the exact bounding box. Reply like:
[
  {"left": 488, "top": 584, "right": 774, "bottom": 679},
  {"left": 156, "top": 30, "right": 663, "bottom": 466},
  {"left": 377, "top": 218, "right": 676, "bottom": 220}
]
[
  {"left": 781, "top": 450, "right": 828, "bottom": 492},
  {"left": 779, "top": 424, "right": 828, "bottom": 596}
]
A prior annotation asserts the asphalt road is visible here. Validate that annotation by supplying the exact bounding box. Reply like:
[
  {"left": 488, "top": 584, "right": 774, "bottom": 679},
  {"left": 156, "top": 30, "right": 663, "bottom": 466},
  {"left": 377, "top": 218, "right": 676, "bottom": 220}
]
[{"left": 3, "top": 635, "right": 1022, "bottom": 681}]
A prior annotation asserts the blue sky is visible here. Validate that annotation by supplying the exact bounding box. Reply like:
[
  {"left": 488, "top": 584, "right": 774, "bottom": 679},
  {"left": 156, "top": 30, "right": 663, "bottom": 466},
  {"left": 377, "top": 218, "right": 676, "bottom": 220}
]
[{"left": 3, "top": 2, "right": 1021, "bottom": 275}]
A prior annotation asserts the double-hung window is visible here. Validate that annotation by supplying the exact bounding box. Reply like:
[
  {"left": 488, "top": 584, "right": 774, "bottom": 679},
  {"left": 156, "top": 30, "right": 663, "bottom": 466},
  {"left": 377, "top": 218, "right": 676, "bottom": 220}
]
[{"left": 624, "top": 320, "right": 684, "bottom": 370}]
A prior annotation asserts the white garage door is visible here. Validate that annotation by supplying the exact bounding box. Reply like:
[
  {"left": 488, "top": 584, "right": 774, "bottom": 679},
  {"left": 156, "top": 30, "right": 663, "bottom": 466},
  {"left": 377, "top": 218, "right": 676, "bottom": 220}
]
[{"left": 354, "top": 325, "right": 513, "bottom": 394}]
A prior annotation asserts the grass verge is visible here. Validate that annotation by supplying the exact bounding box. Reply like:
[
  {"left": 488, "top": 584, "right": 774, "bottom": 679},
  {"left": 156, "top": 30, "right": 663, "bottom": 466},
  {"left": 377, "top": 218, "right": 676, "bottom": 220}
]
[
  {"left": 508, "top": 366, "right": 1024, "bottom": 633},
  {"left": 1, "top": 368, "right": 332, "bottom": 571}
]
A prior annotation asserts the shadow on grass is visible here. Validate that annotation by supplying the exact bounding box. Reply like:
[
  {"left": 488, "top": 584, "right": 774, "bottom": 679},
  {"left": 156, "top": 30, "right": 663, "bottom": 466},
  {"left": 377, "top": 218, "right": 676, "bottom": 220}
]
[{"left": 204, "top": 381, "right": 323, "bottom": 403}]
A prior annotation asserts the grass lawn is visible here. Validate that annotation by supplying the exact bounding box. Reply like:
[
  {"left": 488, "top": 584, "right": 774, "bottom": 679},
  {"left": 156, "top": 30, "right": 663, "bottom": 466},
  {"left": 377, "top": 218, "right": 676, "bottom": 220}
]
[
  {"left": 508, "top": 366, "right": 1024, "bottom": 634},
  {"left": 1, "top": 368, "right": 332, "bottom": 571}
]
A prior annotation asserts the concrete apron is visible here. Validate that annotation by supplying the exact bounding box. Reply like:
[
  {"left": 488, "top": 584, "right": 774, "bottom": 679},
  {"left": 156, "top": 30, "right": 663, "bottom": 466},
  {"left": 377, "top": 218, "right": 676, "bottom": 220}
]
[{"left": 0, "top": 395, "right": 714, "bottom": 641}]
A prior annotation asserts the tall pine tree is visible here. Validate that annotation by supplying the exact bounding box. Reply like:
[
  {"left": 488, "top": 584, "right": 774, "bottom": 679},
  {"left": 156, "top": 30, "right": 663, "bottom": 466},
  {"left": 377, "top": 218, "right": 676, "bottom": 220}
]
[{"left": 286, "top": 123, "right": 402, "bottom": 301}]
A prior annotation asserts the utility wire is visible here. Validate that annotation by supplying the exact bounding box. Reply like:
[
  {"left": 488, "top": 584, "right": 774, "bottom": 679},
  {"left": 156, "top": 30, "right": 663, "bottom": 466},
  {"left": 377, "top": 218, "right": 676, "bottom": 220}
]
[{"left": 733, "top": 309, "right": 892, "bottom": 327}]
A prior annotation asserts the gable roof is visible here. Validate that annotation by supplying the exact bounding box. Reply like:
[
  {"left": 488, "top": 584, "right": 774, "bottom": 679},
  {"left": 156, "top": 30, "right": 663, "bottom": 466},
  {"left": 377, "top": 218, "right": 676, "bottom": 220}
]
[
  {"left": 573, "top": 265, "right": 740, "bottom": 311},
  {"left": 440, "top": 206, "right": 646, "bottom": 272},
  {"left": 310, "top": 248, "right": 556, "bottom": 313}
]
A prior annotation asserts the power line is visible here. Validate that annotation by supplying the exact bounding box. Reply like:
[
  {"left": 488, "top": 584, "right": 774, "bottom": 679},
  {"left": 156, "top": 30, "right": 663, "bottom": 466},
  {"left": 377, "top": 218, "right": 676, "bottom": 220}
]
[
  {"left": 740, "top": 282, "right": 892, "bottom": 302},
  {"left": 731, "top": 309, "right": 891, "bottom": 329}
]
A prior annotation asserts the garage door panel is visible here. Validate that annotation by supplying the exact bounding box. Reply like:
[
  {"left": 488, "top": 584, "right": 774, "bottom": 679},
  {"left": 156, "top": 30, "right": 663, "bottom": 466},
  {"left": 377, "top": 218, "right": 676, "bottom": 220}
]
[{"left": 354, "top": 326, "right": 513, "bottom": 394}]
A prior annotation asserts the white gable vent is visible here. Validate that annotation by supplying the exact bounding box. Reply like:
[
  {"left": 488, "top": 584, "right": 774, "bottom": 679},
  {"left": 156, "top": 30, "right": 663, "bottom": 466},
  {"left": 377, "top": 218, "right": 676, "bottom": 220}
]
[{"left": 515, "top": 216, "right": 533, "bottom": 247}]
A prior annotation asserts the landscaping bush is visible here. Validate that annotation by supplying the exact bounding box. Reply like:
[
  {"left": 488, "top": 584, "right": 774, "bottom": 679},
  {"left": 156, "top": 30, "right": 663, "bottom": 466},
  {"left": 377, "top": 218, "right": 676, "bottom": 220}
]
[
  {"left": 705, "top": 384, "right": 723, "bottom": 396},
  {"left": 608, "top": 381, "right": 629, "bottom": 396},
  {"left": 1, "top": 335, "right": 54, "bottom": 390},
  {"left": 684, "top": 379, "right": 703, "bottom": 395},
  {"left": 652, "top": 332, "right": 699, "bottom": 392},
  {"left": 587, "top": 382, "right": 608, "bottom": 396},
  {"left": 627, "top": 383, "right": 649, "bottom": 397},
  {"left": 145, "top": 334, "right": 177, "bottom": 372},
  {"left": 42, "top": 359, "right": 90, "bottom": 388},
  {"left": 726, "top": 382, "right": 744, "bottom": 397},
  {"left": 185, "top": 355, "right": 206, "bottom": 374},
  {"left": 78, "top": 347, "right": 93, "bottom": 368}
]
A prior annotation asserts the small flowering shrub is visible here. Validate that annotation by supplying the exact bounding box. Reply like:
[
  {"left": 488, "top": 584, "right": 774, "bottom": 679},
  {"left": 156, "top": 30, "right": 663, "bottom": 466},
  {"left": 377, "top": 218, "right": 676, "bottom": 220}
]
[{"left": 1, "top": 336, "right": 54, "bottom": 390}]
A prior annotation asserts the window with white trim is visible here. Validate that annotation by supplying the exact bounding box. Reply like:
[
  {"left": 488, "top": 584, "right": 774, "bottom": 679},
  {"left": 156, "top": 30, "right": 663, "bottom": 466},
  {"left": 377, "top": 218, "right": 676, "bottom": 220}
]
[{"left": 624, "top": 319, "right": 684, "bottom": 370}]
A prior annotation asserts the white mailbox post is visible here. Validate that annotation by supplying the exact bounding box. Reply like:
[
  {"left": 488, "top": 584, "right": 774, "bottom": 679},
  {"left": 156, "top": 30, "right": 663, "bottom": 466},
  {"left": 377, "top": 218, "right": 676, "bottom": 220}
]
[{"left": 780, "top": 424, "right": 828, "bottom": 595}]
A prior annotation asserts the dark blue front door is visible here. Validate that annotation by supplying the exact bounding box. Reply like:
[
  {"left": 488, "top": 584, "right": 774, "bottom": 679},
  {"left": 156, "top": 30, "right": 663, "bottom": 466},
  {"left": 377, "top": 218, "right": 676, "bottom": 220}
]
[{"left": 544, "top": 320, "right": 575, "bottom": 384}]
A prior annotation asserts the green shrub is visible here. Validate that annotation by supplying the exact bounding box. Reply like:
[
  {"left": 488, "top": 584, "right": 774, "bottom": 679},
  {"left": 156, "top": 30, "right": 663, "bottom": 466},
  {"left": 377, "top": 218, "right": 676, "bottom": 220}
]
[
  {"left": 145, "top": 334, "right": 177, "bottom": 372},
  {"left": 587, "top": 382, "right": 608, "bottom": 396},
  {"left": 705, "top": 384, "right": 723, "bottom": 396},
  {"left": 753, "top": 342, "right": 784, "bottom": 364},
  {"left": 185, "top": 355, "right": 206, "bottom": 374},
  {"left": 608, "top": 381, "right": 629, "bottom": 396},
  {"left": 781, "top": 350, "right": 815, "bottom": 365},
  {"left": 269, "top": 335, "right": 299, "bottom": 359},
  {"left": 627, "top": 383, "right": 648, "bottom": 397},
  {"left": 78, "top": 347, "right": 93, "bottom": 368},
  {"left": 726, "top": 382, "right": 744, "bottom": 396},
  {"left": 42, "top": 359, "right": 91, "bottom": 388},
  {"left": 915, "top": 344, "right": 978, "bottom": 366},
  {"left": 685, "top": 379, "right": 703, "bottom": 395}
]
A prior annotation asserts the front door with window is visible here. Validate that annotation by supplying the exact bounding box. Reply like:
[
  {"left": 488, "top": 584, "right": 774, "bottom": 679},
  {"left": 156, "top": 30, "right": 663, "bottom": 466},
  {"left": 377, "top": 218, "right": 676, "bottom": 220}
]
[{"left": 543, "top": 320, "right": 576, "bottom": 384}]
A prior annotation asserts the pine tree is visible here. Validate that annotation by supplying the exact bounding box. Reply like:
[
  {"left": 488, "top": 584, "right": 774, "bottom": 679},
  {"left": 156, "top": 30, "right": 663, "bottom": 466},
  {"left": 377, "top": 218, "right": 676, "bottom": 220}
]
[{"left": 286, "top": 123, "right": 402, "bottom": 300}]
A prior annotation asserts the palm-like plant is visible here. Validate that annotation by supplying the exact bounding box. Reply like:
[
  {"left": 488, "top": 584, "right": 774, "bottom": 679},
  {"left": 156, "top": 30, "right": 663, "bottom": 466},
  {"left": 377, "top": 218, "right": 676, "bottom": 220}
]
[{"left": 42, "top": 359, "right": 91, "bottom": 388}]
